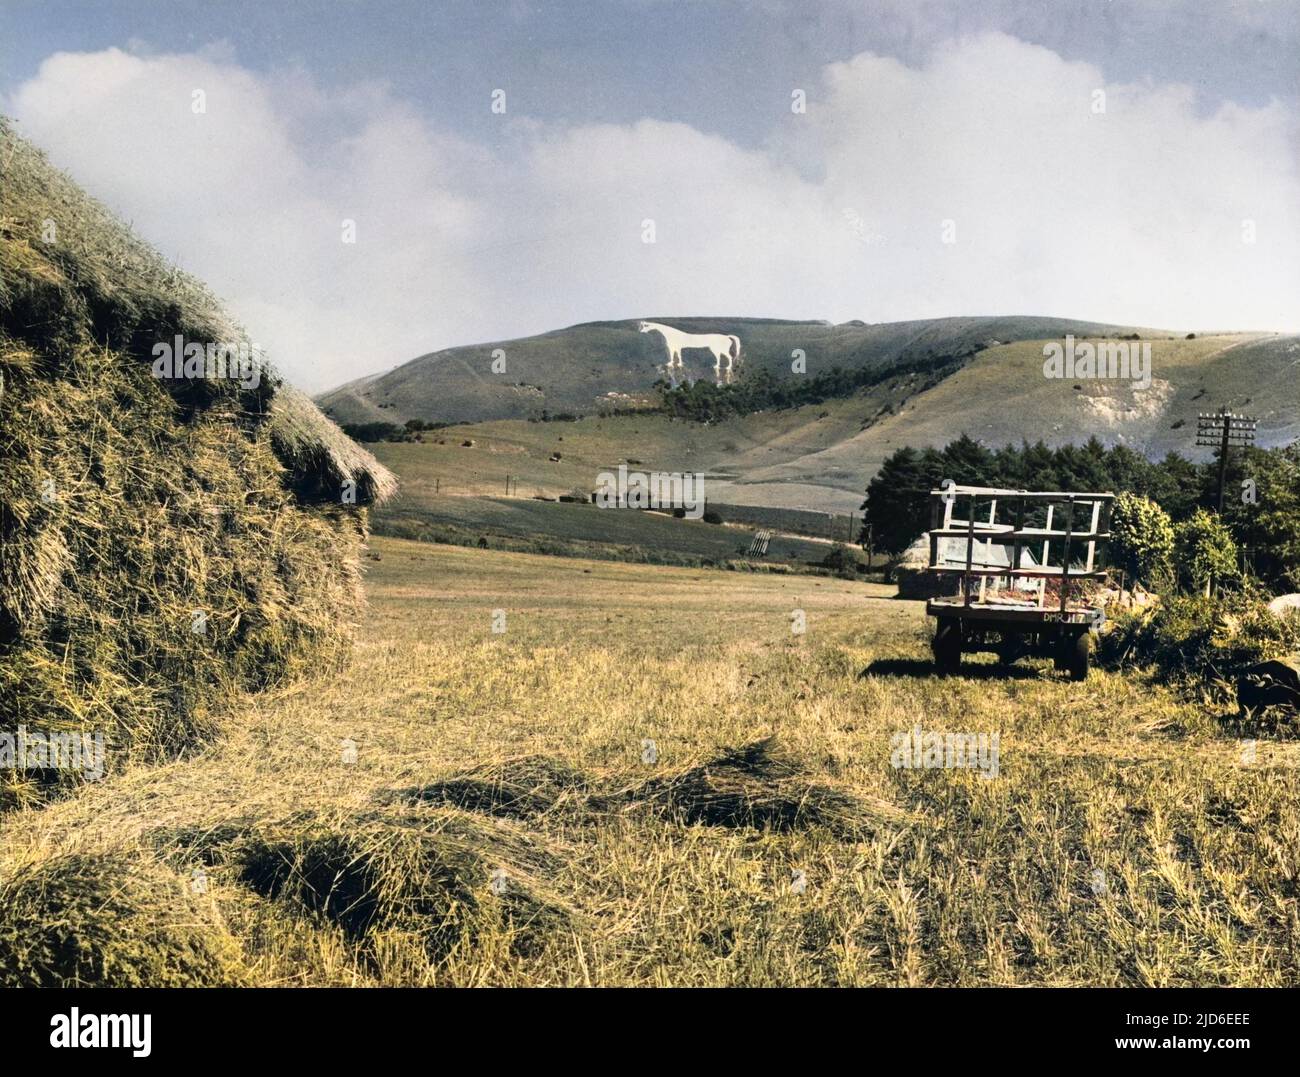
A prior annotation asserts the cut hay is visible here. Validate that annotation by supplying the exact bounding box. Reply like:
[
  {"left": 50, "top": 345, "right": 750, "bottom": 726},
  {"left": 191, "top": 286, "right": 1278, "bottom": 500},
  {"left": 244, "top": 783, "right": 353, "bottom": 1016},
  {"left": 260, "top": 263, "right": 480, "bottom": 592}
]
[
  {"left": 0, "top": 852, "right": 247, "bottom": 987},
  {"left": 270, "top": 384, "right": 398, "bottom": 505},
  {"left": 608, "top": 737, "right": 882, "bottom": 837},
  {"left": 226, "top": 810, "right": 572, "bottom": 960},
  {"left": 395, "top": 755, "right": 592, "bottom": 819},
  {"left": 0, "top": 118, "right": 395, "bottom": 807}
]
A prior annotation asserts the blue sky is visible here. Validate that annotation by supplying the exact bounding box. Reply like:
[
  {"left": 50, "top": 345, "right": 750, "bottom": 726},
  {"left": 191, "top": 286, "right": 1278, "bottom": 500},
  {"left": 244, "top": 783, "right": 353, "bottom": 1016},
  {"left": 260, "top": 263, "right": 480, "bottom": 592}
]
[
  {"left": 3, "top": 1, "right": 1297, "bottom": 390},
  {"left": 7, "top": 1, "right": 1298, "bottom": 143}
]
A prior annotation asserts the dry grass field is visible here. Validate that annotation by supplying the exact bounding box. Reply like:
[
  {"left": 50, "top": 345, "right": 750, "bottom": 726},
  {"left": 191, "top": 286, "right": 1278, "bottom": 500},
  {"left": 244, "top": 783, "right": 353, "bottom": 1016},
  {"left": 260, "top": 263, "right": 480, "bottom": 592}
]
[{"left": 4, "top": 537, "right": 1299, "bottom": 987}]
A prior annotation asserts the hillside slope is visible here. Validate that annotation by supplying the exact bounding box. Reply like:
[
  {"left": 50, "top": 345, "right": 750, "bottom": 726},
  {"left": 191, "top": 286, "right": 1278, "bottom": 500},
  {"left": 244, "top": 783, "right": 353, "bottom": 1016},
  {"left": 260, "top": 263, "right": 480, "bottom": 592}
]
[
  {"left": 358, "top": 329, "right": 1295, "bottom": 515},
  {"left": 745, "top": 332, "right": 1298, "bottom": 500},
  {"left": 318, "top": 315, "right": 1160, "bottom": 426}
]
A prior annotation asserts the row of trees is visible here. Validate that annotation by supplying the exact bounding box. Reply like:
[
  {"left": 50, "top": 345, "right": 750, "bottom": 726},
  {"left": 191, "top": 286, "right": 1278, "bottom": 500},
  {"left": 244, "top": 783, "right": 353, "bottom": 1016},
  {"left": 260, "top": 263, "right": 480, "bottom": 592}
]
[
  {"left": 657, "top": 352, "right": 970, "bottom": 422},
  {"left": 340, "top": 418, "right": 452, "bottom": 443},
  {"left": 860, "top": 435, "right": 1300, "bottom": 594}
]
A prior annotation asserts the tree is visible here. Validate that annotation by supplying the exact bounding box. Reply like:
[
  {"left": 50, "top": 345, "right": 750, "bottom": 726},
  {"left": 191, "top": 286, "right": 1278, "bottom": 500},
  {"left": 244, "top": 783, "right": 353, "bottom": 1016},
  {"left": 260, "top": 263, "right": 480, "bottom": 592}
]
[
  {"left": 1220, "top": 445, "right": 1300, "bottom": 593},
  {"left": 941, "top": 433, "right": 995, "bottom": 484},
  {"left": 822, "top": 543, "right": 862, "bottom": 578},
  {"left": 1020, "top": 440, "right": 1059, "bottom": 492},
  {"left": 1175, "top": 509, "right": 1238, "bottom": 595},
  {"left": 1109, "top": 492, "right": 1174, "bottom": 587},
  {"left": 862, "top": 447, "right": 929, "bottom": 555},
  {"left": 1146, "top": 451, "right": 1201, "bottom": 521},
  {"left": 1055, "top": 438, "right": 1110, "bottom": 494}
]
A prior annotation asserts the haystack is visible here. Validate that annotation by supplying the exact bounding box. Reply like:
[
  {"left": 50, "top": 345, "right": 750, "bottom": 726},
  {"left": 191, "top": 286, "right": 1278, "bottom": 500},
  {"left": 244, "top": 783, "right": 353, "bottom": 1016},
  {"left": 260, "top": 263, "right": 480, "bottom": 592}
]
[
  {"left": 607, "top": 737, "right": 890, "bottom": 838},
  {"left": 0, "top": 118, "right": 395, "bottom": 808}
]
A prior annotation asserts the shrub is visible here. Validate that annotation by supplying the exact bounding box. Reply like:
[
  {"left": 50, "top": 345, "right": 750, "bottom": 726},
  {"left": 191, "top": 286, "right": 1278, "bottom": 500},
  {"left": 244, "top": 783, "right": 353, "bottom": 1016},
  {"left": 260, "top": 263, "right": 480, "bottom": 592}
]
[
  {"left": 1101, "top": 593, "right": 1300, "bottom": 692},
  {"left": 1175, "top": 509, "right": 1238, "bottom": 595},
  {"left": 1109, "top": 492, "right": 1174, "bottom": 586},
  {"left": 821, "top": 543, "right": 863, "bottom": 579}
]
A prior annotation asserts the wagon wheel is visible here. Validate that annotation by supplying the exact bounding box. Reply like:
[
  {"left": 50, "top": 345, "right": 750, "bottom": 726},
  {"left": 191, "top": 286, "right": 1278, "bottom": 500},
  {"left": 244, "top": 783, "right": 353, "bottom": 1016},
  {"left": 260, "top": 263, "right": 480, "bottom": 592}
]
[
  {"left": 933, "top": 618, "right": 961, "bottom": 675},
  {"left": 996, "top": 633, "right": 1023, "bottom": 666},
  {"left": 1063, "top": 630, "right": 1090, "bottom": 682}
]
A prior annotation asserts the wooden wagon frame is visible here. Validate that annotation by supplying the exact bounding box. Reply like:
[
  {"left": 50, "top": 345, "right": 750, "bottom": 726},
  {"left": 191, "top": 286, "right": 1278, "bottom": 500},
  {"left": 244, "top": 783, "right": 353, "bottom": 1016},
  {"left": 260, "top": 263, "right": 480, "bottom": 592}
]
[{"left": 923, "top": 485, "right": 1115, "bottom": 679}]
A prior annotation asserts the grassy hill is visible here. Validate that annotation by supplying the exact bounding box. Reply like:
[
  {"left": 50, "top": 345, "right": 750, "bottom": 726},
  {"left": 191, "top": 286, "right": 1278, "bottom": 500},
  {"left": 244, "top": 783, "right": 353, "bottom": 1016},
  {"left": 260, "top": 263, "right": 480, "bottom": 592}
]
[
  {"left": 317, "top": 315, "right": 1163, "bottom": 427},
  {"left": 323, "top": 317, "right": 1297, "bottom": 518},
  {"left": 745, "top": 332, "right": 1298, "bottom": 499},
  {"left": 357, "top": 328, "right": 1295, "bottom": 525}
]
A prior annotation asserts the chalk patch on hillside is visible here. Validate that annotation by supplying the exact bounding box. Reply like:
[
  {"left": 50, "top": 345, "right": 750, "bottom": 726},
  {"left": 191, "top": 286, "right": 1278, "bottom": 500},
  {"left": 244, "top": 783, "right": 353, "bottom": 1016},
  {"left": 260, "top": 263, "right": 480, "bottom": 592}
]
[{"left": 1078, "top": 377, "right": 1173, "bottom": 426}]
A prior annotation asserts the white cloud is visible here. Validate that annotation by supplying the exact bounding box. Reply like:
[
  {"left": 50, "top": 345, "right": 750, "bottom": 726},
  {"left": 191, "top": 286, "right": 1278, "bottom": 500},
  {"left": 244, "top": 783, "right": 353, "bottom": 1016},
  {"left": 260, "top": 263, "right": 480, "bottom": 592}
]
[{"left": 7, "top": 34, "right": 1297, "bottom": 392}]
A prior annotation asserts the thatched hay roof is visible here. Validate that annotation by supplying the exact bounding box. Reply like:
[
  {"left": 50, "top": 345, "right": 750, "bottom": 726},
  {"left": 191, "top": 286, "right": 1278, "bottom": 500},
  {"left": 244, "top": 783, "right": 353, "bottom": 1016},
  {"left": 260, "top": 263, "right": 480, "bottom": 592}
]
[
  {"left": 270, "top": 384, "right": 398, "bottom": 505},
  {"left": 0, "top": 115, "right": 394, "bottom": 507}
]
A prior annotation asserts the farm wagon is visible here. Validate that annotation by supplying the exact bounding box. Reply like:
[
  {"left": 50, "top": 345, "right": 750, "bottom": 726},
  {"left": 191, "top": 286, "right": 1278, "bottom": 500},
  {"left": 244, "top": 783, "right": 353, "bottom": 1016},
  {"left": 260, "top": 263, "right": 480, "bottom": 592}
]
[{"left": 924, "top": 485, "right": 1115, "bottom": 680}]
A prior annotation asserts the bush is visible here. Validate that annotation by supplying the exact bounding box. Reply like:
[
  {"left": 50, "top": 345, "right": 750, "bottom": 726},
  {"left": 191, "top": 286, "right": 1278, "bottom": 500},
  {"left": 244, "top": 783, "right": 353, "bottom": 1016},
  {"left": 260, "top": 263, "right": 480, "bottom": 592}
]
[
  {"left": 702, "top": 510, "right": 724, "bottom": 525},
  {"left": 1175, "top": 508, "right": 1238, "bottom": 595},
  {"left": 1109, "top": 492, "right": 1174, "bottom": 586},
  {"left": 341, "top": 421, "right": 407, "bottom": 443},
  {"left": 821, "top": 543, "right": 863, "bottom": 579},
  {"left": 1101, "top": 593, "right": 1300, "bottom": 692}
]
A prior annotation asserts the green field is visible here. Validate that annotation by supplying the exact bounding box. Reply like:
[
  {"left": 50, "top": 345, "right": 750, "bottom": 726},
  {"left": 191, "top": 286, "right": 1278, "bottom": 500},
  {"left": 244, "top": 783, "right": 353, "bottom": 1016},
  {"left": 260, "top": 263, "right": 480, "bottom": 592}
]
[
  {"left": 376, "top": 495, "right": 839, "bottom": 567},
  {"left": 5, "top": 538, "right": 1298, "bottom": 986}
]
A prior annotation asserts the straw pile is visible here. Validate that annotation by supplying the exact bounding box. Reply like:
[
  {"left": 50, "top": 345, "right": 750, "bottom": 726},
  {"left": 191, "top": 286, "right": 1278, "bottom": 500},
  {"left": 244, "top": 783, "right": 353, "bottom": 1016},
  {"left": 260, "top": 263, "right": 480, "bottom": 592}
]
[
  {"left": 0, "top": 118, "right": 395, "bottom": 808},
  {"left": 0, "top": 852, "right": 248, "bottom": 987},
  {"left": 166, "top": 808, "right": 574, "bottom": 963},
  {"left": 605, "top": 737, "right": 886, "bottom": 838}
]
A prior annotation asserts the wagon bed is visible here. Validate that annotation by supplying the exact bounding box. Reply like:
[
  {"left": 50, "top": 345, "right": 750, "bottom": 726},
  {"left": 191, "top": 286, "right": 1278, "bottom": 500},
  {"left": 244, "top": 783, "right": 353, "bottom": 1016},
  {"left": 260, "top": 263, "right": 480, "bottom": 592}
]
[{"left": 921, "top": 485, "right": 1114, "bottom": 679}]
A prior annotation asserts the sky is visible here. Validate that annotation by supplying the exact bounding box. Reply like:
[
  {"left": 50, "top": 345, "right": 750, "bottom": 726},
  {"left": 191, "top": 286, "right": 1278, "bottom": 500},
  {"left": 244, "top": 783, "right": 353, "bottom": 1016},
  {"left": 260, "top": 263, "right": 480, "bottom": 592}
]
[{"left": 2, "top": 0, "right": 1297, "bottom": 392}]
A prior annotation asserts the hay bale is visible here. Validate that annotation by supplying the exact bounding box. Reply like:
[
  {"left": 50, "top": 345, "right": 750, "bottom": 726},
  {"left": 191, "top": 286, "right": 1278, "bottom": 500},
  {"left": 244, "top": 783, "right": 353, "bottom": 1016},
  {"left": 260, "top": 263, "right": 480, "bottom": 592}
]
[
  {"left": 0, "top": 853, "right": 247, "bottom": 987},
  {"left": 891, "top": 534, "right": 933, "bottom": 597},
  {"left": 0, "top": 118, "right": 394, "bottom": 807}
]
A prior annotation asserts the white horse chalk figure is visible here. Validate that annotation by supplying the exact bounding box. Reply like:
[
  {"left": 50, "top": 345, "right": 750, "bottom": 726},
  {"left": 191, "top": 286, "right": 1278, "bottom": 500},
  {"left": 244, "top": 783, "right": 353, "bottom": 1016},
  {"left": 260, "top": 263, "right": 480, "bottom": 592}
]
[{"left": 638, "top": 322, "right": 742, "bottom": 386}]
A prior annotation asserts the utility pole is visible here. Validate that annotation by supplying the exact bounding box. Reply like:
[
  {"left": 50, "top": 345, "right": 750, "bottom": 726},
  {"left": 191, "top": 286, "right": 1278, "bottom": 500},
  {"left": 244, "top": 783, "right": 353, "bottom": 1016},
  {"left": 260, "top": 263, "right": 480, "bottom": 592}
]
[{"left": 1196, "top": 407, "right": 1257, "bottom": 511}]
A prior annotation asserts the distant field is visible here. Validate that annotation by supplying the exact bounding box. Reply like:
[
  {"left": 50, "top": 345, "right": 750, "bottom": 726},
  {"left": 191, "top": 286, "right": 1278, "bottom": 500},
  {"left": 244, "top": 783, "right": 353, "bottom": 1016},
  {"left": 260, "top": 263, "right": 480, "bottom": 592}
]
[
  {"left": 706, "top": 503, "right": 857, "bottom": 542},
  {"left": 376, "top": 494, "right": 840, "bottom": 568},
  {"left": 6, "top": 538, "right": 1297, "bottom": 986}
]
